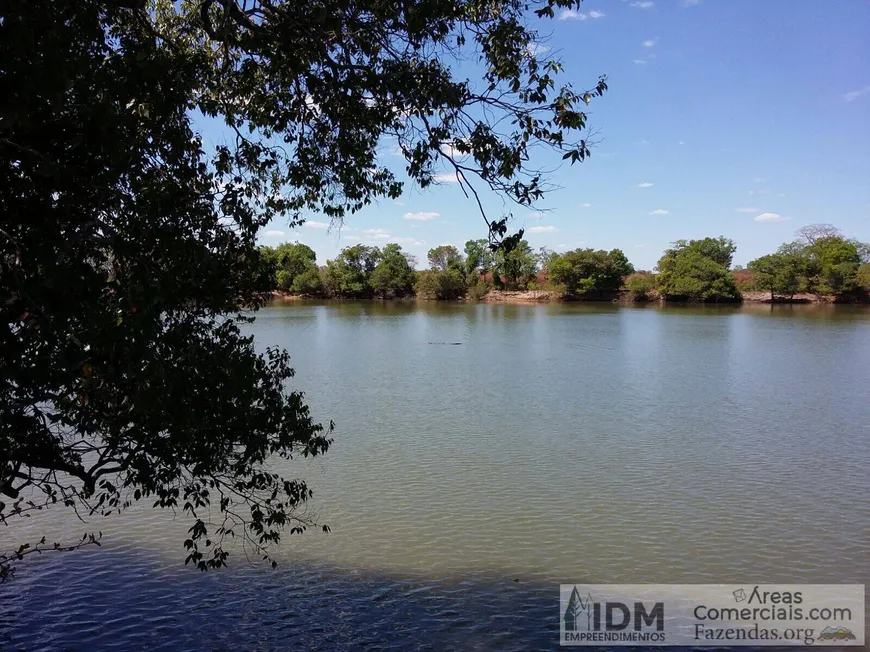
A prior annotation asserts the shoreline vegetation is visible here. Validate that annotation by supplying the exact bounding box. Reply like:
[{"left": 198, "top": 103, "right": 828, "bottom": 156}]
[
  {"left": 269, "top": 288, "right": 867, "bottom": 305},
  {"left": 260, "top": 224, "right": 870, "bottom": 306}
]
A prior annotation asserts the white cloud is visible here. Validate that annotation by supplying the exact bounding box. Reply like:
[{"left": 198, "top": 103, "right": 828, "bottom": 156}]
[
  {"left": 631, "top": 1, "right": 654, "bottom": 7},
  {"left": 777, "top": 192, "right": 787, "bottom": 198},
  {"left": 559, "top": 8, "right": 605, "bottom": 20},
  {"left": 303, "top": 220, "right": 330, "bottom": 229},
  {"left": 637, "top": 182, "right": 654, "bottom": 188},
  {"left": 439, "top": 140, "right": 470, "bottom": 159},
  {"left": 527, "top": 42, "right": 550, "bottom": 57},
  {"left": 633, "top": 59, "right": 648, "bottom": 65},
  {"left": 433, "top": 172, "right": 459, "bottom": 183},
  {"left": 556, "top": 243, "right": 569, "bottom": 249},
  {"left": 735, "top": 207, "right": 759, "bottom": 213},
  {"left": 678, "top": 140, "right": 685, "bottom": 145},
  {"left": 642, "top": 39, "right": 658, "bottom": 48},
  {"left": 264, "top": 230, "right": 285, "bottom": 237},
  {"left": 580, "top": 203, "right": 592, "bottom": 208},
  {"left": 649, "top": 209, "right": 669, "bottom": 215},
  {"left": 391, "top": 237, "right": 426, "bottom": 247},
  {"left": 635, "top": 243, "right": 649, "bottom": 248},
  {"left": 362, "top": 228, "right": 390, "bottom": 236},
  {"left": 754, "top": 212, "right": 789, "bottom": 222},
  {"left": 528, "top": 225, "right": 559, "bottom": 233},
  {"left": 403, "top": 211, "right": 439, "bottom": 221},
  {"left": 844, "top": 86, "right": 870, "bottom": 102},
  {"left": 683, "top": 0, "right": 700, "bottom": 5},
  {"left": 393, "top": 200, "right": 406, "bottom": 206}
]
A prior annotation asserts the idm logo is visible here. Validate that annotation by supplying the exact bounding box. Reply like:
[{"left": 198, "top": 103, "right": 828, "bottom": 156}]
[{"left": 563, "top": 587, "right": 664, "bottom": 632}]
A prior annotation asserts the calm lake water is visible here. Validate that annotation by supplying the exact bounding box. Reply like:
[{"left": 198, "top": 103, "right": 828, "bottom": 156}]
[{"left": 2, "top": 301, "right": 869, "bottom": 650}]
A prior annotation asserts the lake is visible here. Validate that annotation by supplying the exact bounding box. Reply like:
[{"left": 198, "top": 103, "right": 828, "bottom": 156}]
[{"left": 2, "top": 301, "right": 869, "bottom": 650}]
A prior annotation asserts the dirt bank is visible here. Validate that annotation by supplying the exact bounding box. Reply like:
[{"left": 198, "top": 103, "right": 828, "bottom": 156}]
[{"left": 478, "top": 290, "right": 562, "bottom": 303}]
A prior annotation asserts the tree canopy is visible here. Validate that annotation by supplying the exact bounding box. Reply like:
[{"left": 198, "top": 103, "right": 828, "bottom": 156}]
[
  {"left": 746, "top": 225, "right": 868, "bottom": 300},
  {"left": 656, "top": 237, "right": 740, "bottom": 302},
  {"left": 547, "top": 247, "right": 633, "bottom": 295},
  {"left": 1, "top": 0, "right": 606, "bottom": 577},
  {"left": 370, "top": 244, "right": 417, "bottom": 298},
  {"left": 261, "top": 242, "right": 319, "bottom": 291},
  {"left": 748, "top": 253, "right": 803, "bottom": 300}
]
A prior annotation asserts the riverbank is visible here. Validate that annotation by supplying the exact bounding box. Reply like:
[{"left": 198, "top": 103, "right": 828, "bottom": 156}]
[{"left": 268, "top": 289, "right": 869, "bottom": 304}]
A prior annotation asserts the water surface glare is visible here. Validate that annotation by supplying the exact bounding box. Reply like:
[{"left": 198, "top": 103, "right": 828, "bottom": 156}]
[{"left": 2, "top": 302, "right": 869, "bottom": 650}]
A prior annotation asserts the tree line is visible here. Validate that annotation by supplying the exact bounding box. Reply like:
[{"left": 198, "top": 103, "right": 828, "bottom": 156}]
[{"left": 260, "top": 223, "right": 870, "bottom": 302}]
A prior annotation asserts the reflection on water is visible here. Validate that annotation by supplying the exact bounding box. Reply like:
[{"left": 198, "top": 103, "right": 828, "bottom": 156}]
[{"left": 2, "top": 302, "right": 869, "bottom": 650}]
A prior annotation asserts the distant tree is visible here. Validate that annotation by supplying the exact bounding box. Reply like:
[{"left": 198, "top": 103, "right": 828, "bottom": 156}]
[
  {"left": 495, "top": 239, "right": 538, "bottom": 288},
  {"left": 803, "top": 236, "right": 861, "bottom": 296},
  {"left": 463, "top": 239, "right": 494, "bottom": 281},
  {"left": 656, "top": 238, "right": 740, "bottom": 302},
  {"left": 291, "top": 266, "right": 325, "bottom": 295},
  {"left": 370, "top": 244, "right": 418, "bottom": 298},
  {"left": 415, "top": 269, "right": 466, "bottom": 300},
  {"left": 687, "top": 236, "right": 737, "bottom": 268},
  {"left": 427, "top": 245, "right": 464, "bottom": 273},
  {"left": 323, "top": 245, "right": 382, "bottom": 297},
  {"left": 857, "top": 264, "right": 870, "bottom": 294},
  {"left": 748, "top": 253, "right": 803, "bottom": 300},
  {"left": 852, "top": 240, "right": 870, "bottom": 265},
  {"left": 547, "top": 248, "right": 634, "bottom": 295},
  {"left": 272, "top": 242, "right": 318, "bottom": 290},
  {"left": 537, "top": 246, "right": 555, "bottom": 270},
  {"left": 796, "top": 224, "right": 842, "bottom": 245}
]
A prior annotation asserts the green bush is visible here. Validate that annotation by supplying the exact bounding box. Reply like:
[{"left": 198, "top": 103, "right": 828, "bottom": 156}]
[
  {"left": 416, "top": 269, "right": 466, "bottom": 300},
  {"left": 466, "top": 283, "right": 489, "bottom": 302},
  {"left": 624, "top": 273, "right": 656, "bottom": 300},
  {"left": 547, "top": 248, "right": 633, "bottom": 296},
  {"left": 290, "top": 266, "right": 325, "bottom": 295},
  {"left": 857, "top": 263, "right": 870, "bottom": 294},
  {"left": 656, "top": 237, "right": 741, "bottom": 302}
]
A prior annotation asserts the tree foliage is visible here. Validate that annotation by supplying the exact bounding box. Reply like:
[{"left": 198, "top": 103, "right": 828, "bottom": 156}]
[
  {"left": 494, "top": 239, "right": 539, "bottom": 288},
  {"left": 427, "top": 245, "right": 464, "bottom": 274},
  {"left": 370, "top": 243, "right": 417, "bottom": 298},
  {"left": 624, "top": 272, "right": 656, "bottom": 301},
  {"left": 464, "top": 239, "right": 494, "bottom": 280},
  {"left": 547, "top": 248, "right": 633, "bottom": 295},
  {"left": 857, "top": 264, "right": 870, "bottom": 294},
  {"left": 752, "top": 225, "right": 867, "bottom": 299},
  {"left": 747, "top": 253, "right": 804, "bottom": 300},
  {"left": 656, "top": 238, "right": 740, "bottom": 302},
  {"left": 415, "top": 269, "right": 466, "bottom": 300},
  {"left": 322, "top": 244, "right": 382, "bottom": 298},
  {"left": 260, "top": 242, "right": 319, "bottom": 291},
  {"left": 802, "top": 236, "right": 861, "bottom": 296},
  {"left": 2, "top": 0, "right": 604, "bottom": 574}
]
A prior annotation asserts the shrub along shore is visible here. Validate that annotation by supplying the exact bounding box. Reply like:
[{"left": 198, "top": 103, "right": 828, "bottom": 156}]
[{"left": 259, "top": 224, "right": 870, "bottom": 304}]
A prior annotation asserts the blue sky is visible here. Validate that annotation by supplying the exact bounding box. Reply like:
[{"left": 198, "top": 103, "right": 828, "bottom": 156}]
[{"left": 223, "top": 0, "right": 870, "bottom": 270}]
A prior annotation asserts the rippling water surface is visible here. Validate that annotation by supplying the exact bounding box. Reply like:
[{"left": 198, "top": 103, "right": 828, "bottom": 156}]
[{"left": 2, "top": 302, "right": 869, "bottom": 650}]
